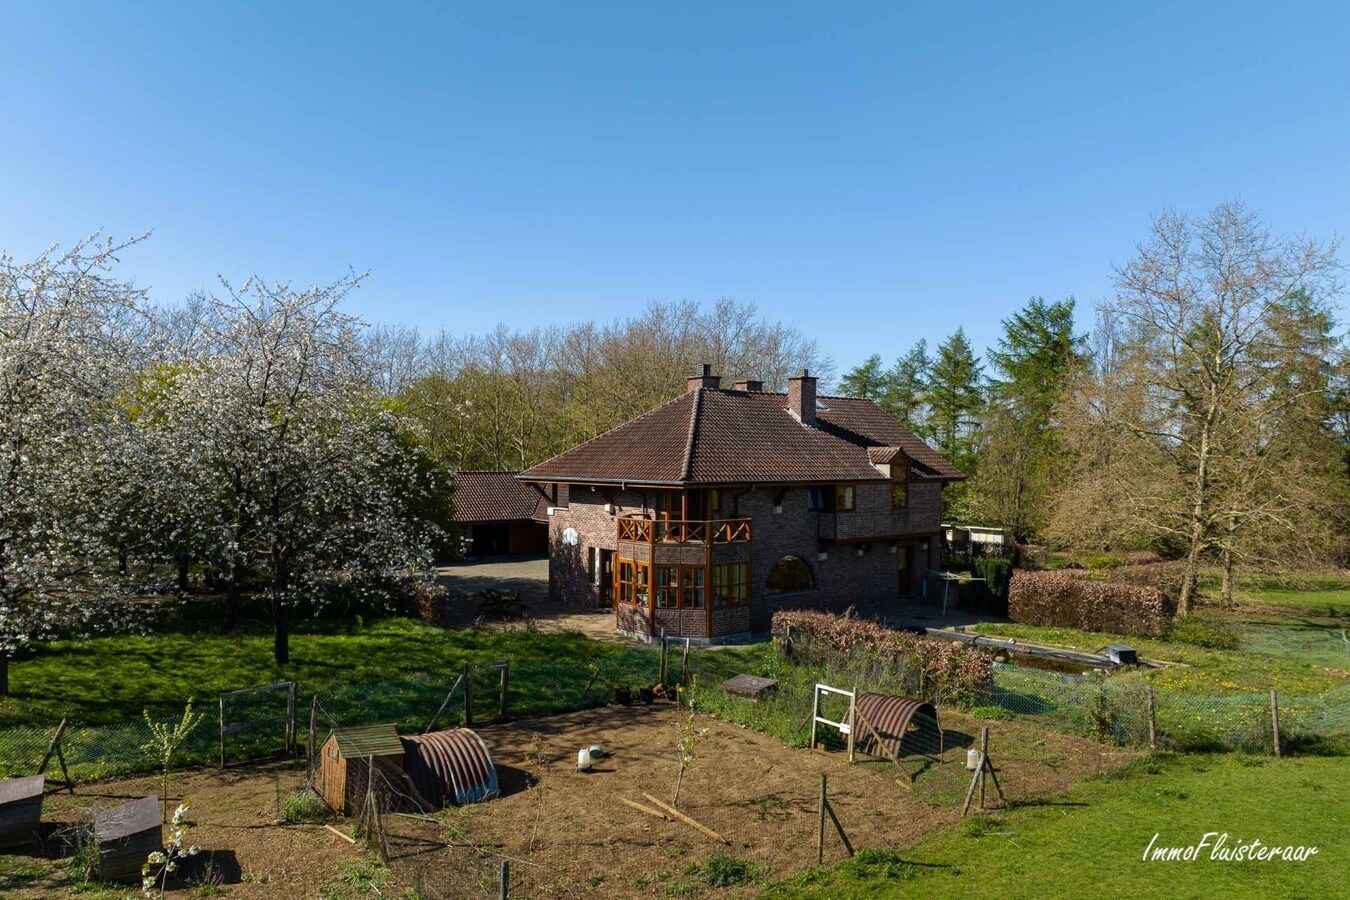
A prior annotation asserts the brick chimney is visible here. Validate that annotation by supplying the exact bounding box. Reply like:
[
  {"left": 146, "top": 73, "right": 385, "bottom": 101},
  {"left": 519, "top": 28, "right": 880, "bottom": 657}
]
[
  {"left": 686, "top": 364, "right": 721, "bottom": 392},
  {"left": 732, "top": 379, "right": 764, "bottom": 392},
  {"left": 787, "top": 369, "right": 817, "bottom": 425}
]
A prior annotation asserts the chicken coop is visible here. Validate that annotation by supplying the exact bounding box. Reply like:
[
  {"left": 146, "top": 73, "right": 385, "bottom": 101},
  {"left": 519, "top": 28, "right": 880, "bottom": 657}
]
[
  {"left": 0, "top": 775, "right": 45, "bottom": 849},
  {"left": 316, "top": 724, "right": 499, "bottom": 815}
]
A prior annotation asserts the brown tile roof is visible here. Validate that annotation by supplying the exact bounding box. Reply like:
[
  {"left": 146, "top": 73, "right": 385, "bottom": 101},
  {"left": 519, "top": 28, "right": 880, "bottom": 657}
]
[
  {"left": 520, "top": 389, "right": 964, "bottom": 485},
  {"left": 451, "top": 471, "right": 550, "bottom": 523}
]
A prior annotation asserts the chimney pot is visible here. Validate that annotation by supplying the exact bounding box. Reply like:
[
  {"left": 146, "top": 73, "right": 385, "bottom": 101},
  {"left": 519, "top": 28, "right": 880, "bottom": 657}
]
[{"left": 787, "top": 370, "right": 817, "bottom": 425}]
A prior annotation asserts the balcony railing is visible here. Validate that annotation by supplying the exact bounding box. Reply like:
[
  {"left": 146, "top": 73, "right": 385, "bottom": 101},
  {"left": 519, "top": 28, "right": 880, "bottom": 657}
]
[{"left": 618, "top": 516, "right": 751, "bottom": 544}]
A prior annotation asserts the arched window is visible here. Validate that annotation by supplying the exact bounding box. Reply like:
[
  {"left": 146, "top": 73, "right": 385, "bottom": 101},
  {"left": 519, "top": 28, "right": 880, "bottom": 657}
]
[{"left": 765, "top": 555, "right": 816, "bottom": 596}]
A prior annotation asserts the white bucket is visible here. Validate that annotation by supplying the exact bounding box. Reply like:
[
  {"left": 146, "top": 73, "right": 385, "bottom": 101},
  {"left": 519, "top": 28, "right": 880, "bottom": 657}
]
[
  {"left": 588, "top": 745, "right": 606, "bottom": 759},
  {"left": 577, "top": 748, "right": 593, "bottom": 771}
]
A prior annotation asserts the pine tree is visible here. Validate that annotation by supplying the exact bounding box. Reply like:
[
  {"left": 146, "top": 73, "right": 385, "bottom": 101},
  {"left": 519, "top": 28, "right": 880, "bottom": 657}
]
[
  {"left": 927, "top": 328, "right": 984, "bottom": 468},
  {"left": 973, "top": 298, "right": 1086, "bottom": 539}
]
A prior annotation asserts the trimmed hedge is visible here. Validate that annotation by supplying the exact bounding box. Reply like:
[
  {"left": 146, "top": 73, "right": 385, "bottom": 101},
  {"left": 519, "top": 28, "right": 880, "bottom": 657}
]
[
  {"left": 772, "top": 609, "right": 993, "bottom": 704},
  {"left": 1008, "top": 569, "right": 1176, "bottom": 638}
]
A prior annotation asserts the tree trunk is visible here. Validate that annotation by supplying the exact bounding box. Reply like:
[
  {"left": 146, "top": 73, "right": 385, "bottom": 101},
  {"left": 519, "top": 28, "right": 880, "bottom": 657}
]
[
  {"left": 0, "top": 649, "right": 8, "bottom": 698},
  {"left": 1178, "top": 403, "right": 1218, "bottom": 617},
  {"left": 225, "top": 562, "right": 241, "bottom": 633},
  {"left": 1221, "top": 547, "right": 1234, "bottom": 607},
  {"left": 272, "top": 552, "right": 290, "bottom": 666},
  {"left": 117, "top": 551, "right": 128, "bottom": 577},
  {"left": 177, "top": 556, "right": 190, "bottom": 593}
]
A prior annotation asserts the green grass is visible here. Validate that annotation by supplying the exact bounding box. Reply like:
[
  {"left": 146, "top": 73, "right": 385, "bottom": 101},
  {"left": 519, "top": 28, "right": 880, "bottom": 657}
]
[
  {"left": 969, "top": 621, "right": 1349, "bottom": 697},
  {"left": 0, "top": 616, "right": 656, "bottom": 728},
  {"left": 763, "top": 753, "right": 1349, "bottom": 899}
]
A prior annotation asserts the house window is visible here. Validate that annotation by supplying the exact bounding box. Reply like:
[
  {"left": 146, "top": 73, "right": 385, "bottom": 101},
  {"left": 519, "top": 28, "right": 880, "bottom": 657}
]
[
  {"left": 891, "top": 482, "right": 909, "bottom": 510},
  {"left": 836, "top": 485, "right": 855, "bottom": 511},
  {"left": 712, "top": 563, "right": 749, "bottom": 609},
  {"left": 654, "top": 565, "right": 679, "bottom": 609},
  {"left": 617, "top": 559, "right": 649, "bottom": 607},
  {"left": 681, "top": 566, "right": 706, "bottom": 609},
  {"left": 765, "top": 555, "right": 816, "bottom": 596},
  {"left": 807, "top": 487, "right": 835, "bottom": 513}
]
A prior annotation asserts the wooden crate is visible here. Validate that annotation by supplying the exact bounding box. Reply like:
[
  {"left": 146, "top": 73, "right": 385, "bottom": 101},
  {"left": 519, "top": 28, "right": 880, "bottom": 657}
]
[
  {"left": 95, "top": 796, "right": 162, "bottom": 882},
  {"left": 0, "top": 774, "right": 44, "bottom": 848}
]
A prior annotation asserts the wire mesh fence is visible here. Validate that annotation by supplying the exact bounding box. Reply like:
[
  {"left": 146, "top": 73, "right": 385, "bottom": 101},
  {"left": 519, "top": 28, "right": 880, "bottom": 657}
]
[
  {"left": 0, "top": 648, "right": 662, "bottom": 785},
  {"left": 0, "top": 627, "right": 1346, "bottom": 787}
]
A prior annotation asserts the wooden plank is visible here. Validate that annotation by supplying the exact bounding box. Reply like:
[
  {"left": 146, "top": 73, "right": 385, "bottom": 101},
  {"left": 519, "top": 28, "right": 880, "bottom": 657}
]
[
  {"left": 640, "top": 793, "right": 728, "bottom": 844},
  {"left": 619, "top": 797, "right": 669, "bottom": 820},
  {"left": 324, "top": 823, "right": 357, "bottom": 844}
]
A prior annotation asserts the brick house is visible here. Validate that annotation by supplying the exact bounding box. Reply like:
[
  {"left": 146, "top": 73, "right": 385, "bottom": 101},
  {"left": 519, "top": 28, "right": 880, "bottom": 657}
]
[
  {"left": 519, "top": 367, "right": 964, "bottom": 643},
  {"left": 450, "top": 471, "right": 550, "bottom": 557}
]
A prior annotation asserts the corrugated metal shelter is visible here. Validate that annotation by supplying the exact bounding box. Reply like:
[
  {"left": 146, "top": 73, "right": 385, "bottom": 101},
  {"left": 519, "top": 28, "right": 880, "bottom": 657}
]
[
  {"left": 849, "top": 694, "right": 942, "bottom": 760},
  {"left": 402, "top": 729, "right": 500, "bottom": 807},
  {"left": 0, "top": 774, "right": 44, "bottom": 848},
  {"left": 316, "top": 724, "right": 407, "bottom": 815},
  {"left": 94, "top": 796, "right": 162, "bottom": 882}
]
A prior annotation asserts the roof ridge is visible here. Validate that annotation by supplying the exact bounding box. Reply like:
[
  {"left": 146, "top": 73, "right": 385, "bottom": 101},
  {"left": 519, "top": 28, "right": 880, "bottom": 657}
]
[{"left": 680, "top": 387, "right": 702, "bottom": 481}]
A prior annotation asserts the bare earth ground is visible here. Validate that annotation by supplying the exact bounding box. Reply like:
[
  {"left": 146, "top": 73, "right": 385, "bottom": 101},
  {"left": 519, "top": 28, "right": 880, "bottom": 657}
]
[{"left": 9, "top": 702, "right": 1131, "bottom": 898}]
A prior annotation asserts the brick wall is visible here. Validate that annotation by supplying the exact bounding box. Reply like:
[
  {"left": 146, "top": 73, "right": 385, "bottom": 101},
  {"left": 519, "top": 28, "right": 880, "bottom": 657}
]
[{"left": 546, "top": 480, "right": 945, "bottom": 641}]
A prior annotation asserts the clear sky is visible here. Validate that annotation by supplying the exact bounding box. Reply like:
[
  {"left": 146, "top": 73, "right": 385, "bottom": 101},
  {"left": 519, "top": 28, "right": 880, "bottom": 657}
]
[{"left": 2, "top": 1, "right": 1347, "bottom": 379}]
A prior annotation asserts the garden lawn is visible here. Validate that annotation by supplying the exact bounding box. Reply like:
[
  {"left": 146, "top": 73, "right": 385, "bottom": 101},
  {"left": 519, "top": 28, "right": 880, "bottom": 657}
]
[
  {"left": 0, "top": 617, "right": 657, "bottom": 728},
  {"left": 764, "top": 753, "right": 1348, "bottom": 900}
]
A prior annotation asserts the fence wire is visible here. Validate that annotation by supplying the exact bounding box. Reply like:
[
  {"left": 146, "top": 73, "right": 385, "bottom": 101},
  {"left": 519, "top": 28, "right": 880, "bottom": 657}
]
[{"left": 0, "top": 626, "right": 1345, "bottom": 785}]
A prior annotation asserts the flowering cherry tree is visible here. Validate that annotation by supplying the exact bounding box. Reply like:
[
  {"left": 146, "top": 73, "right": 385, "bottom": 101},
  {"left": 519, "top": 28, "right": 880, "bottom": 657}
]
[
  {"left": 171, "top": 272, "right": 441, "bottom": 663},
  {"left": 0, "top": 237, "right": 149, "bottom": 695}
]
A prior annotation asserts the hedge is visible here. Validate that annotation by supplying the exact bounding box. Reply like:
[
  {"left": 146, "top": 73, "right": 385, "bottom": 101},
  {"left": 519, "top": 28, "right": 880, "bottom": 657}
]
[
  {"left": 1007, "top": 569, "right": 1176, "bottom": 638},
  {"left": 772, "top": 609, "right": 993, "bottom": 704}
]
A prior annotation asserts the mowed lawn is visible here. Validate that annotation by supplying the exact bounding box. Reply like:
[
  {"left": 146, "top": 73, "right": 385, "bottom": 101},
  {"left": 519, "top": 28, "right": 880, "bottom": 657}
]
[
  {"left": 0, "top": 617, "right": 653, "bottom": 728},
  {"left": 765, "top": 753, "right": 1348, "bottom": 900}
]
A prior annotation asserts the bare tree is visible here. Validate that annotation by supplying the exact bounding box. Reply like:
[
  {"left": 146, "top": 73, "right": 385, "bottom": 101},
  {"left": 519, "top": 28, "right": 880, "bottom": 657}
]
[{"left": 1092, "top": 201, "right": 1342, "bottom": 613}]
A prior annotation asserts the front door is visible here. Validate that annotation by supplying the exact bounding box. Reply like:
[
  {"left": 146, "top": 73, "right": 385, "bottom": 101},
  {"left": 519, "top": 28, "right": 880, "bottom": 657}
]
[{"left": 599, "top": 549, "right": 614, "bottom": 609}]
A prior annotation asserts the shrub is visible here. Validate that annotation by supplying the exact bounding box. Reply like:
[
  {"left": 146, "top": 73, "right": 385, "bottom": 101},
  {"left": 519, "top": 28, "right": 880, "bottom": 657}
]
[
  {"left": 772, "top": 610, "right": 994, "bottom": 704},
  {"left": 692, "top": 853, "right": 766, "bottom": 887},
  {"left": 281, "top": 790, "right": 331, "bottom": 824},
  {"left": 973, "top": 555, "right": 1013, "bottom": 604},
  {"left": 1007, "top": 570, "right": 1175, "bottom": 638},
  {"left": 1104, "top": 561, "right": 1186, "bottom": 598},
  {"left": 1168, "top": 610, "right": 1242, "bottom": 650}
]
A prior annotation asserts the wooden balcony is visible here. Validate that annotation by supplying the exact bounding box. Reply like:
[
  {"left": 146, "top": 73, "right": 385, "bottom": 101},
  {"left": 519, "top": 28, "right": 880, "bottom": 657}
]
[{"left": 618, "top": 516, "right": 752, "bottom": 545}]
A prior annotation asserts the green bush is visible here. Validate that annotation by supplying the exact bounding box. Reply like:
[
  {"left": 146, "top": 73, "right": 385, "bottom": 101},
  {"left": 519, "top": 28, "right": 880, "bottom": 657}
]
[
  {"left": 281, "top": 790, "right": 332, "bottom": 823},
  {"left": 693, "top": 853, "right": 766, "bottom": 887},
  {"left": 1168, "top": 611, "right": 1242, "bottom": 650}
]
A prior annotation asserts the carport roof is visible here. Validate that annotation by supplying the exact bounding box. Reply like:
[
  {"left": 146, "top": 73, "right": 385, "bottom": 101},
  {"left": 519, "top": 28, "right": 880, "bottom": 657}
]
[{"left": 452, "top": 471, "right": 550, "bottom": 523}]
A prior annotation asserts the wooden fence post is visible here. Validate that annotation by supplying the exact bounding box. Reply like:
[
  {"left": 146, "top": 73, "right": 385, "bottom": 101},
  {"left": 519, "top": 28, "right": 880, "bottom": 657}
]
[
  {"left": 464, "top": 662, "right": 474, "bottom": 729},
  {"left": 1270, "top": 689, "right": 1281, "bottom": 758},
  {"left": 1146, "top": 686, "right": 1157, "bottom": 751},
  {"left": 218, "top": 695, "right": 226, "bottom": 768},
  {"left": 307, "top": 695, "right": 319, "bottom": 780},
  {"left": 816, "top": 772, "right": 827, "bottom": 865},
  {"left": 499, "top": 859, "right": 509, "bottom": 899},
  {"left": 500, "top": 661, "right": 510, "bottom": 720},
  {"left": 659, "top": 629, "right": 669, "bottom": 685}
]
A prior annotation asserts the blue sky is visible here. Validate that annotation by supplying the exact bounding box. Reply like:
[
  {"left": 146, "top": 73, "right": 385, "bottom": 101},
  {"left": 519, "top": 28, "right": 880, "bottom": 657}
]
[{"left": 2, "top": 1, "right": 1347, "bottom": 379}]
